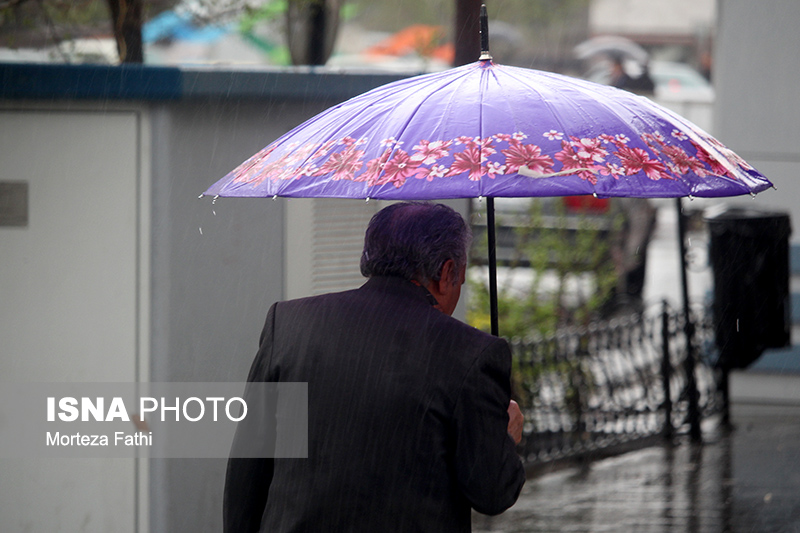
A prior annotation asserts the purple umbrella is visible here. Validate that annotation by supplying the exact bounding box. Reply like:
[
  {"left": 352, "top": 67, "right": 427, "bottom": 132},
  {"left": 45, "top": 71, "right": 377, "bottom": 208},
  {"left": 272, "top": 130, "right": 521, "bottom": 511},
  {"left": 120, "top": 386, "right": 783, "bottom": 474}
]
[
  {"left": 206, "top": 63, "right": 767, "bottom": 201},
  {"left": 203, "top": 8, "right": 772, "bottom": 339}
]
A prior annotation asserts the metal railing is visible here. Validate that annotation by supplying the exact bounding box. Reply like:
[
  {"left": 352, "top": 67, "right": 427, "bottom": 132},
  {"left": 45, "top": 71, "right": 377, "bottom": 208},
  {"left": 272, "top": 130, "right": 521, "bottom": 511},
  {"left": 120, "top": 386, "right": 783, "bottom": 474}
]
[{"left": 511, "top": 302, "right": 722, "bottom": 467}]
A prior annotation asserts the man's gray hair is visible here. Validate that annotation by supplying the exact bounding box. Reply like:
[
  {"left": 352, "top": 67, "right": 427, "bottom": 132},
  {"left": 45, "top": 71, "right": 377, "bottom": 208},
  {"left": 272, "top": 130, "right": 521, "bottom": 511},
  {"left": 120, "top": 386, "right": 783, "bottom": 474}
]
[{"left": 360, "top": 202, "right": 472, "bottom": 285}]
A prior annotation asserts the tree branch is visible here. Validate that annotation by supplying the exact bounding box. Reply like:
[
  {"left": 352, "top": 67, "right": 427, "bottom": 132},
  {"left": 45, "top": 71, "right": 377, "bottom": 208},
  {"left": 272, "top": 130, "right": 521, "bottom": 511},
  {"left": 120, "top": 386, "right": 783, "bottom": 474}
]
[{"left": 105, "top": 0, "right": 143, "bottom": 63}]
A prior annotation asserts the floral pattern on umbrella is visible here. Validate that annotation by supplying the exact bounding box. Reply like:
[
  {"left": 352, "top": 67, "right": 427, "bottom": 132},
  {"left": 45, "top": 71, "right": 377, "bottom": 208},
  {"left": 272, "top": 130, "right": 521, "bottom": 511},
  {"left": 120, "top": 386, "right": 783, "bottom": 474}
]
[{"left": 230, "top": 128, "right": 748, "bottom": 190}]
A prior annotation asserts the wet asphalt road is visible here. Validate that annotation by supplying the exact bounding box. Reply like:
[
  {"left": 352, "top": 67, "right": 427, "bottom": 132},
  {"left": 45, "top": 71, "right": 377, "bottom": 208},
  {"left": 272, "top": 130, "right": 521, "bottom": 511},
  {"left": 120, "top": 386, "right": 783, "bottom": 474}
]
[{"left": 473, "top": 403, "right": 800, "bottom": 533}]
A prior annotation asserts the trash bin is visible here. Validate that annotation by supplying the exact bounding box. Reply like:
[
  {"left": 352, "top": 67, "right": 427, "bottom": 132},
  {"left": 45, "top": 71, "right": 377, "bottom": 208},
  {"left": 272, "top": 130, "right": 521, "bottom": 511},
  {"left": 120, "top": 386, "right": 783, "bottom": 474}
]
[{"left": 706, "top": 208, "right": 791, "bottom": 369}]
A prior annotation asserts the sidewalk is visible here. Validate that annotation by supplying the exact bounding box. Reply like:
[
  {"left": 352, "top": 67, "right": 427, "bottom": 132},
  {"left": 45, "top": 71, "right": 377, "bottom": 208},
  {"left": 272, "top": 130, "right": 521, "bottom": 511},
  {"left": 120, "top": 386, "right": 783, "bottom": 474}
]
[{"left": 475, "top": 399, "right": 800, "bottom": 532}]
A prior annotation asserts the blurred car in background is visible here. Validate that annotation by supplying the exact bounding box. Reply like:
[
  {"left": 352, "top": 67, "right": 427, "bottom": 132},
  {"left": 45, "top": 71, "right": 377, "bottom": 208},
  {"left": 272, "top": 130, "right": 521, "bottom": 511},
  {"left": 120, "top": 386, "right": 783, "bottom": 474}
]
[
  {"left": 649, "top": 60, "right": 714, "bottom": 103},
  {"left": 583, "top": 59, "right": 714, "bottom": 103}
]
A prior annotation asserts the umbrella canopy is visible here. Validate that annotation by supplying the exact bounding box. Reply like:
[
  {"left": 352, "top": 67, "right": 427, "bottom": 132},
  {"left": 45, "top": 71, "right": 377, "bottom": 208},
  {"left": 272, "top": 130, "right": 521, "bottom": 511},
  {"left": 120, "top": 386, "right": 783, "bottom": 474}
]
[{"left": 205, "top": 60, "right": 770, "bottom": 202}]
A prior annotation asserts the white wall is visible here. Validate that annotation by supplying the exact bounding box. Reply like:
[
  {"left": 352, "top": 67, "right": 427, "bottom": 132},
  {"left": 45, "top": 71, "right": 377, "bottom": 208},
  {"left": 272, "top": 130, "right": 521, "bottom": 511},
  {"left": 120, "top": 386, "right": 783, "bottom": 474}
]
[
  {"left": 0, "top": 104, "right": 149, "bottom": 532},
  {"left": 714, "top": 0, "right": 800, "bottom": 239},
  {"left": 285, "top": 198, "right": 381, "bottom": 300},
  {"left": 147, "top": 100, "right": 290, "bottom": 533},
  {"left": 590, "top": 0, "right": 715, "bottom": 36}
]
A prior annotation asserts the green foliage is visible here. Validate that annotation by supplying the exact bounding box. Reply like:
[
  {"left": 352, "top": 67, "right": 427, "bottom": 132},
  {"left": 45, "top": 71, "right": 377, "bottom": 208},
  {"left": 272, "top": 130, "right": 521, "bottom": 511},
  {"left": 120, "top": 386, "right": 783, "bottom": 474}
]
[
  {"left": 236, "top": 0, "right": 289, "bottom": 64},
  {"left": 237, "top": 0, "right": 356, "bottom": 65},
  {"left": 238, "top": 0, "right": 288, "bottom": 34},
  {"left": 467, "top": 199, "right": 622, "bottom": 340}
]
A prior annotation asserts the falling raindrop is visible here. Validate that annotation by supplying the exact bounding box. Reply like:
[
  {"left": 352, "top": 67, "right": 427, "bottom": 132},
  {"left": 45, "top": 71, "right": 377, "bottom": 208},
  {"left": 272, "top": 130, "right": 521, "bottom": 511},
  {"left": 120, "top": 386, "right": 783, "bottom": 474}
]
[
  {"left": 213, "top": 210, "right": 216, "bottom": 216},
  {"left": 212, "top": 195, "right": 219, "bottom": 205},
  {"left": 365, "top": 197, "right": 370, "bottom": 203},
  {"left": 273, "top": 195, "right": 278, "bottom": 201},
  {"left": 199, "top": 227, "right": 203, "bottom": 235}
]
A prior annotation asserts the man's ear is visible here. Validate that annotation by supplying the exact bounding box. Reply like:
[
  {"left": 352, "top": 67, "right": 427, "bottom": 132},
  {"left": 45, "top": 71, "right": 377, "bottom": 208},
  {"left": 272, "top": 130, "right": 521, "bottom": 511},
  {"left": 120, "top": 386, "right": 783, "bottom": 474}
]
[
  {"left": 434, "top": 259, "right": 456, "bottom": 293},
  {"left": 424, "top": 259, "right": 454, "bottom": 303},
  {"left": 424, "top": 259, "right": 463, "bottom": 316}
]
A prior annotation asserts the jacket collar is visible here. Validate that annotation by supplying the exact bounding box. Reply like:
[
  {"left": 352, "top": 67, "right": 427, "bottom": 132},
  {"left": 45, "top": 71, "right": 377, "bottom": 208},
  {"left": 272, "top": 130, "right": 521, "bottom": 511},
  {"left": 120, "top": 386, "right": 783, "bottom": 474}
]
[{"left": 361, "top": 276, "right": 438, "bottom": 307}]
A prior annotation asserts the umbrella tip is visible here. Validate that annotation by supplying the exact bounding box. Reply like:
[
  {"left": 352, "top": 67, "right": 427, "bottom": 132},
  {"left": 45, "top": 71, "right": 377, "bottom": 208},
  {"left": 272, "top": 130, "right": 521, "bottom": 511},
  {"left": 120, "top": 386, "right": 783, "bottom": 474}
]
[{"left": 479, "top": 4, "right": 492, "bottom": 61}]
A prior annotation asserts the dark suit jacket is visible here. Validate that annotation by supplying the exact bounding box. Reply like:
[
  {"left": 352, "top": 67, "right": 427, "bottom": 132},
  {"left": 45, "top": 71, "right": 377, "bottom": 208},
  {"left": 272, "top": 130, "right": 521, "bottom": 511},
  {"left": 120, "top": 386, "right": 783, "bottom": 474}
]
[{"left": 224, "top": 275, "right": 525, "bottom": 532}]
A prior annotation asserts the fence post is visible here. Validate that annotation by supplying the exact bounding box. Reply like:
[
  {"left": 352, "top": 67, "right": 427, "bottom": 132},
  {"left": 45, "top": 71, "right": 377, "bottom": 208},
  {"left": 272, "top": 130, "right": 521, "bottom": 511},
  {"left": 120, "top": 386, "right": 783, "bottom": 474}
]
[
  {"left": 682, "top": 316, "right": 702, "bottom": 441},
  {"left": 660, "top": 300, "right": 673, "bottom": 440}
]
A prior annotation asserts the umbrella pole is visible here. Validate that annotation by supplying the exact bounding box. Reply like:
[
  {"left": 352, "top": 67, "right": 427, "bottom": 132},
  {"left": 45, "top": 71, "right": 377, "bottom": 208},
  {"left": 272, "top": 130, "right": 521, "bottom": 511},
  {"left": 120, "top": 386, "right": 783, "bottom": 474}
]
[
  {"left": 676, "top": 197, "right": 702, "bottom": 441},
  {"left": 487, "top": 197, "right": 499, "bottom": 337}
]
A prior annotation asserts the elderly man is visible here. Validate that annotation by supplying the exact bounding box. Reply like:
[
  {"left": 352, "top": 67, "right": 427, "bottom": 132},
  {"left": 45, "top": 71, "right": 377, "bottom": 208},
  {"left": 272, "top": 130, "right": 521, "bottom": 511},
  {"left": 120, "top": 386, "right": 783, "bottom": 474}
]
[{"left": 224, "top": 201, "right": 525, "bottom": 532}]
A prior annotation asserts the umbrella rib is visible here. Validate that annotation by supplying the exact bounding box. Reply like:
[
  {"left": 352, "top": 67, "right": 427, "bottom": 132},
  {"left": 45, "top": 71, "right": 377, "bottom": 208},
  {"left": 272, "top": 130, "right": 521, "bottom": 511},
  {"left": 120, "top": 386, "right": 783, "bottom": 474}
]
[
  {"left": 639, "top": 103, "right": 761, "bottom": 193},
  {"left": 592, "top": 93, "right": 703, "bottom": 197},
  {"left": 497, "top": 66, "right": 597, "bottom": 196},
  {"left": 504, "top": 67, "right": 688, "bottom": 198},
  {"left": 563, "top": 78, "right": 663, "bottom": 198},
  {"left": 346, "top": 73, "right": 465, "bottom": 198},
  {"left": 537, "top": 70, "right": 753, "bottom": 197},
  {"left": 499, "top": 66, "right": 565, "bottom": 136},
  {"left": 283, "top": 65, "right": 480, "bottom": 199},
  {"left": 478, "top": 65, "right": 490, "bottom": 197},
  {"left": 371, "top": 63, "right": 483, "bottom": 199}
]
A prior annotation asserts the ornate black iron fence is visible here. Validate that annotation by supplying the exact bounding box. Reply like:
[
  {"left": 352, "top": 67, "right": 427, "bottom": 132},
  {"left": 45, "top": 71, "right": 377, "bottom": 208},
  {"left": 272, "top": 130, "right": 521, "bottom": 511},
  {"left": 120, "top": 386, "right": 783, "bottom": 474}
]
[{"left": 511, "top": 302, "right": 722, "bottom": 467}]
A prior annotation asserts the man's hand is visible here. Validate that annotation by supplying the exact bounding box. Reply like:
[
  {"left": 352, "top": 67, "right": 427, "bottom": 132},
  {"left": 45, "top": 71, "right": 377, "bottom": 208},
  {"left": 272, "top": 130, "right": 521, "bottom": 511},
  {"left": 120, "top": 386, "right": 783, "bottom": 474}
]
[{"left": 507, "top": 400, "right": 523, "bottom": 444}]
